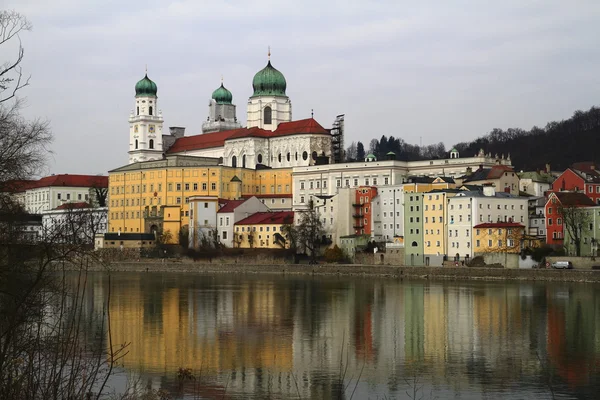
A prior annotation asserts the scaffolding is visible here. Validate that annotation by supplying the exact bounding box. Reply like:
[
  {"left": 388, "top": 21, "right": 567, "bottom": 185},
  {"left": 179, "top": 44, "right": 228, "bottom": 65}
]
[{"left": 330, "top": 114, "right": 345, "bottom": 164}]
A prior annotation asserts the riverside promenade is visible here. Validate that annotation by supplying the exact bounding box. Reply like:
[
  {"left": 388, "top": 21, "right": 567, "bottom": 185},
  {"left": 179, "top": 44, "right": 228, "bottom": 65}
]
[{"left": 69, "top": 260, "right": 600, "bottom": 283}]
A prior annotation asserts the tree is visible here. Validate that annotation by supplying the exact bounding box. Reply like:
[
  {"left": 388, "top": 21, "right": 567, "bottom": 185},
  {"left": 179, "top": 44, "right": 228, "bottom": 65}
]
[
  {"left": 345, "top": 141, "right": 357, "bottom": 161},
  {"left": 356, "top": 141, "right": 365, "bottom": 161},
  {"left": 559, "top": 205, "right": 592, "bottom": 256},
  {"left": 0, "top": 11, "right": 32, "bottom": 104},
  {"left": 296, "top": 199, "right": 325, "bottom": 261},
  {"left": 91, "top": 184, "right": 108, "bottom": 207}
]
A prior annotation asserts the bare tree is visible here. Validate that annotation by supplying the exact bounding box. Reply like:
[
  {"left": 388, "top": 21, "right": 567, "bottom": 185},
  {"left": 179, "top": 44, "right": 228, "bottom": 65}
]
[
  {"left": 345, "top": 142, "right": 357, "bottom": 161},
  {"left": 559, "top": 205, "right": 592, "bottom": 256},
  {"left": 296, "top": 199, "right": 325, "bottom": 262},
  {"left": 0, "top": 11, "right": 32, "bottom": 104}
]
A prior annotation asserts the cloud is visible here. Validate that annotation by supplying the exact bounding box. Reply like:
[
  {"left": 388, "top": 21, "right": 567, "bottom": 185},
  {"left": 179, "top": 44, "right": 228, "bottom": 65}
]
[{"left": 3, "top": 0, "right": 600, "bottom": 174}]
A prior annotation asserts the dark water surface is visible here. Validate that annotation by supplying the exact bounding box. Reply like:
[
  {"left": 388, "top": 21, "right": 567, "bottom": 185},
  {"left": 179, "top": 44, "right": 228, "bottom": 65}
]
[{"left": 72, "top": 271, "right": 600, "bottom": 399}]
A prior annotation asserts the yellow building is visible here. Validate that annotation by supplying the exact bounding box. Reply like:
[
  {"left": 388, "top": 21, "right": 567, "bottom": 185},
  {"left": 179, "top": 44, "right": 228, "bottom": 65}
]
[
  {"left": 423, "top": 189, "right": 462, "bottom": 265},
  {"left": 234, "top": 211, "right": 294, "bottom": 248},
  {"left": 403, "top": 176, "right": 456, "bottom": 193},
  {"left": 473, "top": 222, "right": 525, "bottom": 253},
  {"left": 108, "top": 155, "right": 292, "bottom": 243}
]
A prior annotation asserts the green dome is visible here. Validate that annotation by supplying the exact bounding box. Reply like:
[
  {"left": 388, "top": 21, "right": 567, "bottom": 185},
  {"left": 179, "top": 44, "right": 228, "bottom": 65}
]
[
  {"left": 135, "top": 74, "right": 157, "bottom": 97},
  {"left": 211, "top": 83, "right": 233, "bottom": 104},
  {"left": 252, "top": 60, "right": 287, "bottom": 96}
]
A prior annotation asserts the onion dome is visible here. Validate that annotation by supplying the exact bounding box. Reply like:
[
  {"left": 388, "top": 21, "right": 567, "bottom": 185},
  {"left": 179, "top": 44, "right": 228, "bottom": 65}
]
[
  {"left": 211, "top": 83, "right": 233, "bottom": 104},
  {"left": 135, "top": 74, "right": 157, "bottom": 97},
  {"left": 252, "top": 60, "right": 287, "bottom": 96}
]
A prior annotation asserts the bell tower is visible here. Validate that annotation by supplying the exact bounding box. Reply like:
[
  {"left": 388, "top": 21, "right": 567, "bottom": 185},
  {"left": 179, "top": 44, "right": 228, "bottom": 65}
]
[
  {"left": 247, "top": 49, "right": 292, "bottom": 131},
  {"left": 128, "top": 71, "right": 164, "bottom": 164}
]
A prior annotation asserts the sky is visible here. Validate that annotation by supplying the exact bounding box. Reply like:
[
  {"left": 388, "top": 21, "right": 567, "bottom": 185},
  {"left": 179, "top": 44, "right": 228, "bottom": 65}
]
[{"left": 3, "top": 0, "right": 600, "bottom": 176}]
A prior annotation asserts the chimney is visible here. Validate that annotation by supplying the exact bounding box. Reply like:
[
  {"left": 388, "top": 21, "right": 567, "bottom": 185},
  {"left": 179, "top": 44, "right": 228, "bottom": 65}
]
[
  {"left": 466, "top": 167, "right": 473, "bottom": 176},
  {"left": 545, "top": 163, "right": 550, "bottom": 173},
  {"left": 478, "top": 164, "right": 483, "bottom": 170},
  {"left": 169, "top": 127, "right": 186, "bottom": 138},
  {"left": 483, "top": 184, "right": 495, "bottom": 197}
]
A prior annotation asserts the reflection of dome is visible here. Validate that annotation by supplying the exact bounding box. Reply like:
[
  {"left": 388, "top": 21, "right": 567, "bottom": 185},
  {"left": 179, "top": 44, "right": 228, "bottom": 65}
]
[
  {"left": 212, "top": 83, "right": 233, "bottom": 104},
  {"left": 252, "top": 61, "right": 287, "bottom": 96},
  {"left": 135, "top": 74, "right": 157, "bottom": 96}
]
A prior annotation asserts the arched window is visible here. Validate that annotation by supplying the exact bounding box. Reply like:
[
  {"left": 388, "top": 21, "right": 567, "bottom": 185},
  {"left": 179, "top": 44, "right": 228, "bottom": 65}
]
[
  {"left": 278, "top": 153, "right": 282, "bottom": 163},
  {"left": 302, "top": 151, "right": 308, "bottom": 161},
  {"left": 257, "top": 154, "right": 263, "bottom": 164},
  {"left": 242, "top": 155, "right": 246, "bottom": 168},
  {"left": 135, "top": 139, "right": 138, "bottom": 149},
  {"left": 287, "top": 153, "right": 291, "bottom": 162},
  {"left": 312, "top": 151, "right": 318, "bottom": 161},
  {"left": 411, "top": 241, "right": 418, "bottom": 247},
  {"left": 264, "top": 106, "right": 272, "bottom": 125},
  {"left": 149, "top": 106, "right": 153, "bottom": 116},
  {"left": 149, "top": 139, "right": 154, "bottom": 149},
  {"left": 136, "top": 107, "right": 139, "bottom": 115},
  {"left": 231, "top": 156, "right": 237, "bottom": 168},
  {"left": 295, "top": 152, "right": 298, "bottom": 160}
]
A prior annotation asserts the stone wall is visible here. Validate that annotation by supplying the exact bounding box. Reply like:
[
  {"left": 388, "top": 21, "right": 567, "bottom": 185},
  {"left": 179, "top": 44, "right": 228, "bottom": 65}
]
[
  {"left": 545, "top": 256, "right": 600, "bottom": 270},
  {"left": 70, "top": 261, "right": 600, "bottom": 283}
]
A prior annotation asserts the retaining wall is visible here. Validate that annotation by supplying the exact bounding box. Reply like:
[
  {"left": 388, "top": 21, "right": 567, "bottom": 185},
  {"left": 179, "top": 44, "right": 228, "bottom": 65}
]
[{"left": 62, "top": 261, "right": 600, "bottom": 283}]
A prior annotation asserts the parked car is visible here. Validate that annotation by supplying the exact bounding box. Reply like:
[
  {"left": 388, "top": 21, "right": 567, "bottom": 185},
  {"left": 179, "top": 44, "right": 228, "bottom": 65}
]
[{"left": 551, "top": 261, "right": 574, "bottom": 269}]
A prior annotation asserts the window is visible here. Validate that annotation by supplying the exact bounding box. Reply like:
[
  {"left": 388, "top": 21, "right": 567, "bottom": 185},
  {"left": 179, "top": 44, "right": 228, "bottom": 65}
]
[
  {"left": 149, "top": 106, "right": 153, "bottom": 116},
  {"left": 557, "top": 218, "right": 562, "bottom": 225},
  {"left": 384, "top": 177, "right": 389, "bottom": 185},
  {"left": 548, "top": 218, "right": 553, "bottom": 226},
  {"left": 336, "top": 180, "right": 341, "bottom": 187},
  {"left": 176, "top": 183, "right": 181, "bottom": 191},
  {"left": 476, "top": 240, "right": 480, "bottom": 247},
  {"left": 488, "top": 240, "right": 492, "bottom": 247},
  {"left": 264, "top": 106, "right": 272, "bottom": 124},
  {"left": 135, "top": 139, "right": 138, "bottom": 149},
  {"left": 231, "top": 156, "right": 237, "bottom": 168},
  {"left": 498, "top": 240, "right": 502, "bottom": 247},
  {"left": 548, "top": 207, "right": 552, "bottom": 214},
  {"left": 149, "top": 139, "right": 154, "bottom": 149},
  {"left": 185, "top": 183, "right": 190, "bottom": 191},
  {"left": 222, "top": 231, "right": 227, "bottom": 240},
  {"left": 354, "top": 179, "right": 358, "bottom": 186},
  {"left": 300, "top": 182, "right": 305, "bottom": 190},
  {"left": 193, "top": 183, "right": 198, "bottom": 190},
  {"left": 300, "top": 196, "right": 305, "bottom": 203}
]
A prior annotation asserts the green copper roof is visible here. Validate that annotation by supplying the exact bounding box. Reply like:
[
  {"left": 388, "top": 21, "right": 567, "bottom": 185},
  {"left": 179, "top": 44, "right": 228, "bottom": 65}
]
[
  {"left": 135, "top": 74, "right": 157, "bottom": 97},
  {"left": 212, "top": 83, "right": 233, "bottom": 104},
  {"left": 252, "top": 60, "right": 287, "bottom": 97},
  {"left": 366, "top": 153, "right": 377, "bottom": 160},
  {"left": 386, "top": 151, "right": 396, "bottom": 155},
  {"left": 450, "top": 147, "right": 458, "bottom": 152}
]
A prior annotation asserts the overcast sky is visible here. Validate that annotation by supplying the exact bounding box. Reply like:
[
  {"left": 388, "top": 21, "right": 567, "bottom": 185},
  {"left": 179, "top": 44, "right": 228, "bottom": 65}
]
[{"left": 4, "top": 0, "right": 600, "bottom": 176}]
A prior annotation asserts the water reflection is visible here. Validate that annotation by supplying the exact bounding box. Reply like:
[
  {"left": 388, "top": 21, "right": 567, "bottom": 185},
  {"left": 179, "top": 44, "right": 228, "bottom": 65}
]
[{"left": 73, "top": 272, "right": 600, "bottom": 399}]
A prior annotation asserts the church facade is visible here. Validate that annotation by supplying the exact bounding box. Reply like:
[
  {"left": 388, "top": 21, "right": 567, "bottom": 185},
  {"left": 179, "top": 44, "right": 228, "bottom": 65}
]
[{"left": 127, "top": 56, "right": 333, "bottom": 169}]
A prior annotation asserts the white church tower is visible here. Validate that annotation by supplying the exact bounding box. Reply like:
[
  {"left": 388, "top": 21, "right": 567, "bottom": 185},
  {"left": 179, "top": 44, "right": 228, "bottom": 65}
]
[
  {"left": 128, "top": 72, "right": 164, "bottom": 163},
  {"left": 246, "top": 50, "right": 292, "bottom": 131}
]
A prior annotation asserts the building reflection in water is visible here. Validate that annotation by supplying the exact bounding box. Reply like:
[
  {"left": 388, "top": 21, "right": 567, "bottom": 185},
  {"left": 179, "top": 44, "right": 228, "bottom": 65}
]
[{"left": 73, "top": 273, "right": 600, "bottom": 399}]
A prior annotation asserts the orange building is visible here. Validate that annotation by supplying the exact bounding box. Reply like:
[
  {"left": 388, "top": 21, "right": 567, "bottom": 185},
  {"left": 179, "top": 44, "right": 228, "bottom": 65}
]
[{"left": 352, "top": 186, "right": 377, "bottom": 235}]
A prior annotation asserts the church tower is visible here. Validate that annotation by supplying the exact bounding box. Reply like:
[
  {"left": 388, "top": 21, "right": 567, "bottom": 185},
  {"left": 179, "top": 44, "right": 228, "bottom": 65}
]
[
  {"left": 247, "top": 50, "right": 292, "bottom": 131},
  {"left": 128, "top": 73, "right": 164, "bottom": 164},
  {"left": 202, "top": 79, "right": 242, "bottom": 134}
]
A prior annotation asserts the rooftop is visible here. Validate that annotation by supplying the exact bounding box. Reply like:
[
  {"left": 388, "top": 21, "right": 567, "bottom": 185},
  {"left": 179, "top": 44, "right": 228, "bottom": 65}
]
[
  {"left": 474, "top": 222, "right": 525, "bottom": 228},
  {"left": 235, "top": 211, "right": 294, "bottom": 225},
  {"left": 217, "top": 198, "right": 249, "bottom": 213}
]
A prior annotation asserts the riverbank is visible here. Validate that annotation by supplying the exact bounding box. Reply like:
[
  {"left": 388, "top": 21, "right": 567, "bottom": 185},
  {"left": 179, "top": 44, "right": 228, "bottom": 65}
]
[{"left": 61, "top": 260, "right": 600, "bottom": 283}]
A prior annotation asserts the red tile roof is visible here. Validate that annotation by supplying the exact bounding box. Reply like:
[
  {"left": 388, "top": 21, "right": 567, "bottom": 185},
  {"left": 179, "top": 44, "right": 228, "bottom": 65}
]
[
  {"left": 474, "top": 222, "right": 525, "bottom": 228},
  {"left": 55, "top": 202, "right": 92, "bottom": 210},
  {"left": 235, "top": 211, "right": 294, "bottom": 225},
  {"left": 548, "top": 191, "right": 597, "bottom": 207},
  {"left": 36, "top": 174, "right": 108, "bottom": 188},
  {"left": 217, "top": 199, "right": 248, "bottom": 213},
  {"left": 2, "top": 175, "right": 107, "bottom": 192},
  {"left": 166, "top": 118, "right": 329, "bottom": 154}
]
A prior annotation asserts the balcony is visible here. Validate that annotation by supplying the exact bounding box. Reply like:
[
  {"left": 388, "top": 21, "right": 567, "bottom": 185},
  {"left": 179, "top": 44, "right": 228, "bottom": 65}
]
[
  {"left": 352, "top": 203, "right": 363, "bottom": 207},
  {"left": 353, "top": 224, "right": 364, "bottom": 229},
  {"left": 352, "top": 213, "right": 364, "bottom": 218}
]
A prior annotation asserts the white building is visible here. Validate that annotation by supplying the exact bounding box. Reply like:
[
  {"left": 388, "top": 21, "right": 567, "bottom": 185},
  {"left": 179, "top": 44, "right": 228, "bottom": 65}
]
[
  {"left": 42, "top": 204, "right": 108, "bottom": 245},
  {"left": 446, "top": 186, "right": 529, "bottom": 258},
  {"left": 527, "top": 196, "right": 546, "bottom": 239},
  {"left": 216, "top": 196, "right": 269, "bottom": 247},
  {"left": 371, "top": 185, "right": 405, "bottom": 242},
  {"left": 292, "top": 152, "right": 512, "bottom": 212},
  {"left": 126, "top": 56, "right": 332, "bottom": 170},
  {"left": 10, "top": 175, "right": 108, "bottom": 214},
  {"left": 188, "top": 196, "right": 220, "bottom": 248}
]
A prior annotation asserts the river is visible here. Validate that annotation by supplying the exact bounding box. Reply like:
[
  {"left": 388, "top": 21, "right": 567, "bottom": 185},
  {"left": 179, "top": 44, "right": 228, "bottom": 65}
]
[{"left": 71, "top": 271, "right": 600, "bottom": 399}]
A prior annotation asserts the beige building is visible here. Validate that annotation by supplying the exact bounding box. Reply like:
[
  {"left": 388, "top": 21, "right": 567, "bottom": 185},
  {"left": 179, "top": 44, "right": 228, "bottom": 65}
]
[
  {"left": 423, "top": 189, "right": 463, "bottom": 265},
  {"left": 234, "top": 211, "right": 294, "bottom": 248}
]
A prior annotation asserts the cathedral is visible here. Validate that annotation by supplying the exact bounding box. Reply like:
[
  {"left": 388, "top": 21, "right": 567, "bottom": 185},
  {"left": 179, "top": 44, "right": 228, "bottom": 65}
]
[{"left": 128, "top": 55, "right": 333, "bottom": 169}]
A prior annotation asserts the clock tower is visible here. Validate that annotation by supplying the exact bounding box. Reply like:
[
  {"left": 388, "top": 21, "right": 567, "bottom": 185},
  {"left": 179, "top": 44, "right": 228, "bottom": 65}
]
[{"left": 128, "top": 72, "right": 164, "bottom": 164}]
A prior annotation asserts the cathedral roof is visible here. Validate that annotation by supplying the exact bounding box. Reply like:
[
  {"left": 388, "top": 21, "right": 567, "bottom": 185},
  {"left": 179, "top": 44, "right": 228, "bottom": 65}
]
[
  {"left": 135, "top": 74, "right": 157, "bottom": 97},
  {"left": 252, "top": 60, "right": 287, "bottom": 97},
  {"left": 166, "top": 118, "right": 329, "bottom": 154},
  {"left": 211, "top": 83, "right": 233, "bottom": 104}
]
